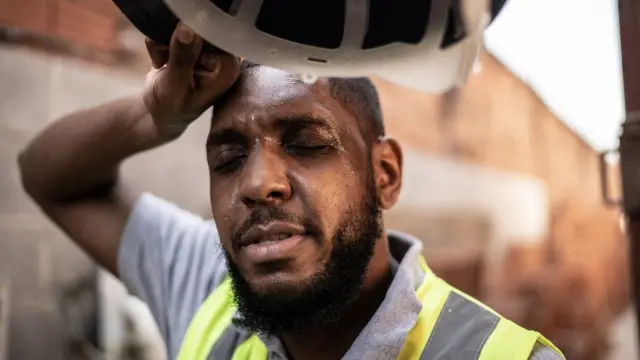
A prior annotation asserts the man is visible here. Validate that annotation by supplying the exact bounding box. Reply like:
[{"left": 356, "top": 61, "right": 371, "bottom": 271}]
[{"left": 19, "top": 24, "right": 564, "bottom": 360}]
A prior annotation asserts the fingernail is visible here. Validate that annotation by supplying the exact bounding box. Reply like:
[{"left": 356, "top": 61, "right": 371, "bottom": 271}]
[
  {"left": 210, "top": 57, "right": 221, "bottom": 77},
  {"left": 178, "top": 25, "right": 194, "bottom": 44}
]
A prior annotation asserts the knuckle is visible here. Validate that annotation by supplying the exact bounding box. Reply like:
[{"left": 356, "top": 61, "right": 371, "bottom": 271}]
[{"left": 149, "top": 72, "right": 183, "bottom": 107}]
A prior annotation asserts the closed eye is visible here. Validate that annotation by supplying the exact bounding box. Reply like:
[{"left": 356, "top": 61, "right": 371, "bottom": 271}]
[
  {"left": 211, "top": 148, "right": 247, "bottom": 173},
  {"left": 285, "top": 144, "right": 333, "bottom": 156}
]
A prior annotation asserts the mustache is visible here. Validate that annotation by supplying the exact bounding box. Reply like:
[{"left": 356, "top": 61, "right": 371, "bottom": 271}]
[{"left": 232, "top": 206, "right": 319, "bottom": 247}]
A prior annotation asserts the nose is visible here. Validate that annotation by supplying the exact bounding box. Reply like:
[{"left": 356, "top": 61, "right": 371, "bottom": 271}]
[{"left": 239, "top": 146, "right": 292, "bottom": 206}]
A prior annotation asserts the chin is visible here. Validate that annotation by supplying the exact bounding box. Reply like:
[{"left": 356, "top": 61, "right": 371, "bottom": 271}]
[
  {"left": 244, "top": 263, "right": 325, "bottom": 297},
  {"left": 249, "top": 277, "right": 310, "bottom": 301}
]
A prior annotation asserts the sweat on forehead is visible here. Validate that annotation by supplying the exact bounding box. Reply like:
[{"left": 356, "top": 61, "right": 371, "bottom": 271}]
[{"left": 212, "top": 62, "right": 385, "bottom": 142}]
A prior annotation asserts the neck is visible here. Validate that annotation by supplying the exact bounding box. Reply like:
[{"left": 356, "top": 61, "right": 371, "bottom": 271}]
[{"left": 281, "top": 236, "right": 393, "bottom": 360}]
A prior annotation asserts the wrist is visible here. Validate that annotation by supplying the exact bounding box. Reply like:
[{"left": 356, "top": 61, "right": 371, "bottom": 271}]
[
  {"left": 154, "top": 120, "right": 190, "bottom": 142},
  {"left": 139, "top": 90, "right": 190, "bottom": 143},
  {"left": 119, "top": 94, "right": 176, "bottom": 152}
]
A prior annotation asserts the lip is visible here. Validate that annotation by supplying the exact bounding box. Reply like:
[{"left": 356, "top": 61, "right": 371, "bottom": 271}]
[
  {"left": 238, "top": 221, "right": 306, "bottom": 249},
  {"left": 241, "top": 234, "right": 309, "bottom": 264}
]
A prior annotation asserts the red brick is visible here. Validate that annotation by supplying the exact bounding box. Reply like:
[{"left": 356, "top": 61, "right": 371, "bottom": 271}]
[
  {"left": 52, "top": 0, "right": 120, "bottom": 52},
  {"left": 0, "top": 0, "right": 50, "bottom": 33}
]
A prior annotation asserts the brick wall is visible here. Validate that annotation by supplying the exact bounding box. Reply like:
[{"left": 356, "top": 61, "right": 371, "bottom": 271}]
[
  {"left": 0, "top": 44, "right": 145, "bottom": 359},
  {"left": 375, "top": 50, "right": 601, "bottom": 191},
  {"left": 373, "top": 50, "right": 628, "bottom": 351},
  {"left": 0, "top": 0, "right": 122, "bottom": 52}
]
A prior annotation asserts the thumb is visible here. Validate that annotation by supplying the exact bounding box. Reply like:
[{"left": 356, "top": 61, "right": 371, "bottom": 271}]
[{"left": 166, "top": 23, "right": 203, "bottom": 88}]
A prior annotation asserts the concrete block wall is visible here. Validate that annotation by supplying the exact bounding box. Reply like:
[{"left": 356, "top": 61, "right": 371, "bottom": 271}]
[
  {"left": 0, "top": 38, "right": 217, "bottom": 358},
  {"left": 0, "top": 44, "right": 142, "bottom": 360}
]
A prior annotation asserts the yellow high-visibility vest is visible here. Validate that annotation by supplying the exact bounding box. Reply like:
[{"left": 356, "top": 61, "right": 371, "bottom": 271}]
[{"left": 177, "top": 256, "right": 564, "bottom": 360}]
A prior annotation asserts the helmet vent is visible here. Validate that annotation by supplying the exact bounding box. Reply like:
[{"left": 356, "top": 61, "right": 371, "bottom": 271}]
[
  {"left": 440, "top": 1, "right": 466, "bottom": 49},
  {"left": 255, "top": 0, "right": 344, "bottom": 49},
  {"left": 307, "top": 57, "right": 328, "bottom": 64},
  {"left": 362, "top": 0, "right": 431, "bottom": 49},
  {"left": 212, "top": 0, "right": 235, "bottom": 14}
]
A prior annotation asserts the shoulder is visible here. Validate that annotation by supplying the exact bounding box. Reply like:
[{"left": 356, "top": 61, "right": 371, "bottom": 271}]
[
  {"left": 529, "top": 342, "right": 565, "bottom": 360},
  {"left": 117, "top": 193, "right": 228, "bottom": 357}
]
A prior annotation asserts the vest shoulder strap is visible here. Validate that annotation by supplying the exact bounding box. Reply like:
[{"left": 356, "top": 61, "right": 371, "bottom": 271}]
[
  {"left": 536, "top": 334, "right": 565, "bottom": 358},
  {"left": 399, "top": 256, "right": 564, "bottom": 360},
  {"left": 177, "top": 278, "right": 237, "bottom": 360},
  {"left": 477, "top": 317, "right": 540, "bottom": 360},
  {"left": 397, "top": 269, "right": 449, "bottom": 360},
  {"left": 231, "top": 335, "right": 268, "bottom": 360}
]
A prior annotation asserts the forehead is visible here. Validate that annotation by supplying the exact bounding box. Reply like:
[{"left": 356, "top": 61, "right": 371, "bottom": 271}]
[
  {"left": 212, "top": 67, "right": 347, "bottom": 131},
  {"left": 239, "top": 66, "right": 310, "bottom": 106}
]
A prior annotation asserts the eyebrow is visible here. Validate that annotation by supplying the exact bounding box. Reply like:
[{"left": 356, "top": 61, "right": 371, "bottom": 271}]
[
  {"left": 206, "top": 128, "right": 246, "bottom": 149},
  {"left": 275, "top": 116, "right": 336, "bottom": 134},
  {"left": 206, "top": 115, "right": 337, "bottom": 148}
]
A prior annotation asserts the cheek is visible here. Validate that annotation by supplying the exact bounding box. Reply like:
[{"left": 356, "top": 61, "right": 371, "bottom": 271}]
[
  {"left": 301, "top": 165, "right": 363, "bottom": 231},
  {"left": 209, "top": 182, "right": 236, "bottom": 250}
]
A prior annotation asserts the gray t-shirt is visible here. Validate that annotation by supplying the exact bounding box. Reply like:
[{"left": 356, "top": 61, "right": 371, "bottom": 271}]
[
  {"left": 118, "top": 193, "right": 563, "bottom": 360},
  {"left": 118, "top": 193, "right": 228, "bottom": 358}
]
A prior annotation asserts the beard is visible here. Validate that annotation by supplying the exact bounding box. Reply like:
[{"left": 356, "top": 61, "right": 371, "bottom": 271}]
[{"left": 222, "top": 166, "right": 383, "bottom": 336}]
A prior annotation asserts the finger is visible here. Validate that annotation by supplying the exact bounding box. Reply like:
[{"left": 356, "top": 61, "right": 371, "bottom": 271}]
[
  {"left": 144, "top": 67, "right": 164, "bottom": 88},
  {"left": 166, "top": 22, "right": 203, "bottom": 87},
  {"left": 192, "top": 53, "right": 221, "bottom": 91},
  {"left": 197, "top": 52, "right": 220, "bottom": 72},
  {"left": 193, "top": 54, "right": 241, "bottom": 105},
  {"left": 145, "top": 38, "right": 170, "bottom": 69}
]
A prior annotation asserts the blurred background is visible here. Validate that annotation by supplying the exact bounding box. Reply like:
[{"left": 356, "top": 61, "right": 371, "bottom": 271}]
[{"left": 0, "top": 0, "right": 633, "bottom": 359}]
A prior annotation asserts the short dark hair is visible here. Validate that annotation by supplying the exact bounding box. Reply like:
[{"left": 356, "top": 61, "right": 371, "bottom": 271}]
[
  {"left": 327, "top": 77, "right": 385, "bottom": 143},
  {"left": 219, "top": 61, "right": 385, "bottom": 143}
]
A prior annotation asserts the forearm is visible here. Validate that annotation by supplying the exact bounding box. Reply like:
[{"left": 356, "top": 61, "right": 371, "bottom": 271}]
[{"left": 19, "top": 94, "right": 168, "bottom": 203}]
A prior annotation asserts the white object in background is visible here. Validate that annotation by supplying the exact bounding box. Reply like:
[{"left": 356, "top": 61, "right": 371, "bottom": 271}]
[
  {"left": 123, "top": 297, "right": 167, "bottom": 360},
  {"left": 607, "top": 307, "right": 639, "bottom": 360},
  {"left": 99, "top": 270, "right": 128, "bottom": 357},
  {"left": 398, "top": 148, "right": 549, "bottom": 263},
  {"left": 0, "top": 276, "right": 9, "bottom": 360},
  {"left": 99, "top": 270, "right": 166, "bottom": 360}
]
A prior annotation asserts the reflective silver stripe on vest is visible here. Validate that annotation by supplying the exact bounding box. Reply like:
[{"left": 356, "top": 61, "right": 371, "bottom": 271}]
[
  {"left": 420, "top": 291, "right": 500, "bottom": 360},
  {"left": 207, "top": 325, "right": 253, "bottom": 360}
]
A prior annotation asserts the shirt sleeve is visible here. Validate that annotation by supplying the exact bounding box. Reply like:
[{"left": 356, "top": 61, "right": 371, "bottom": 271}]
[
  {"left": 117, "top": 193, "right": 228, "bottom": 353},
  {"left": 529, "top": 341, "right": 565, "bottom": 360}
]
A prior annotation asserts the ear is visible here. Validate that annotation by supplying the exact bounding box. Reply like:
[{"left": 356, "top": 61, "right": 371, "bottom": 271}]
[{"left": 372, "top": 137, "right": 403, "bottom": 209}]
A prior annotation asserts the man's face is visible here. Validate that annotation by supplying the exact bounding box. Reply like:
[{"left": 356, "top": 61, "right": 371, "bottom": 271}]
[{"left": 206, "top": 67, "right": 394, "bottom": 334}]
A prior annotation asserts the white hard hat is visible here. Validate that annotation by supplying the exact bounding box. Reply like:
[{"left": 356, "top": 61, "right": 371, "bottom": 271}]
[{"left": 115, "top": 0, "right": 508, "bottom": 93}]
